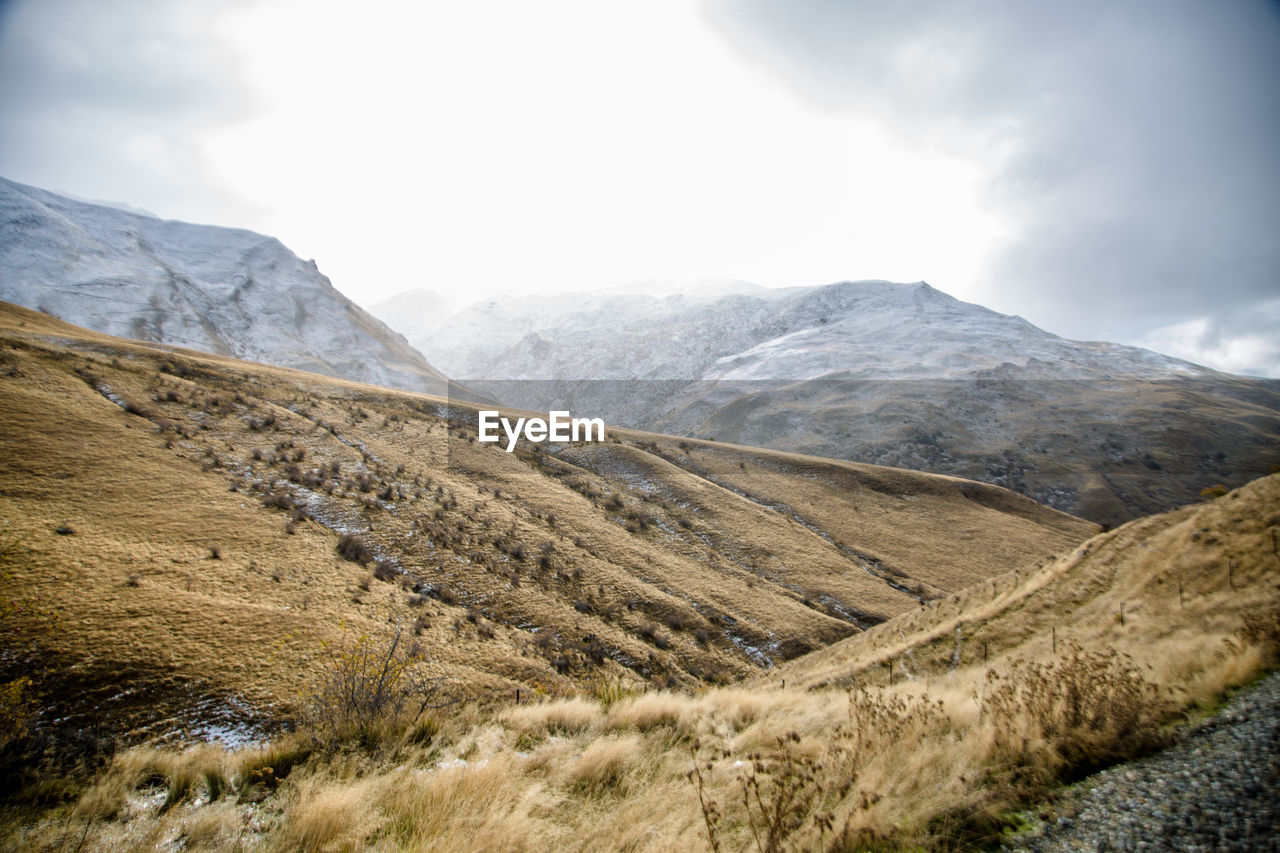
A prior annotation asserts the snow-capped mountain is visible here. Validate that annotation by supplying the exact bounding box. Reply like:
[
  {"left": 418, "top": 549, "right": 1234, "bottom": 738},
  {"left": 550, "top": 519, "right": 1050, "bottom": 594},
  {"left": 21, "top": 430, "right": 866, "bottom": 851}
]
[
  {"left": 381, "top": 280, "right": 1212, "bottom": 382},
  {"left": 0, "top": 177, "right": 453, "bottom": 395},
  {"left": 374, "top": 281, "right": 1280, "bottom": 525}
]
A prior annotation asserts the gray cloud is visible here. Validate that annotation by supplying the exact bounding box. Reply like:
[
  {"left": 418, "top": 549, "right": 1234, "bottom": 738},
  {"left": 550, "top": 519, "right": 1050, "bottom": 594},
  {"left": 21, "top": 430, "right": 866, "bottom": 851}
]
[
  {"left": 0, "top": 0, "right": 261, "bottom": 223},
  {"left": 702, "top": 0, "right": 1280, "bottom": 374}
]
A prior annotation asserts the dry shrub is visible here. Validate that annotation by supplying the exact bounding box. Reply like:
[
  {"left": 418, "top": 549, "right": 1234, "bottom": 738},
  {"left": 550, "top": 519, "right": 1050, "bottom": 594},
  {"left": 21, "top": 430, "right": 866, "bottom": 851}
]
[
  {"left": 335, "top": 533, "right": 374, "bottom": 565},
  {"left": 691, "top": 731, "right": 844, "bottom": 853},
  {"left": 691, "top": 687, "right": 955, "bottom": 852},
  {"left": 982, "top": 641, "right": 1170, "bottom": 776},
  {"left": 303, "top": 625, "right": 448, "bottom": 746},
  {"left": 0, "top": 677, "right": 33, "bottom": 753},
  {"left": 562, "top": 734, "right": 642, "bottom": 794}
]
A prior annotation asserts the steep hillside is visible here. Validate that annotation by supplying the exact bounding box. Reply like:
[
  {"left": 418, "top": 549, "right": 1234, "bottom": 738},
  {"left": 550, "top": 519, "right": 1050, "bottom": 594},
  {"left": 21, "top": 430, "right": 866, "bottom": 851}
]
[
  {"left": 0, "top": 177, "right": 458, "bottom": 397},
  {"left": 769, "top": 470, "right": 1280, "bottom": 695},
  {"left": 377, "top": 281, "right": 1280, "bottom": 524},
  {"left": 0, "top": 300, "right": 1092, "bottom": 747}
]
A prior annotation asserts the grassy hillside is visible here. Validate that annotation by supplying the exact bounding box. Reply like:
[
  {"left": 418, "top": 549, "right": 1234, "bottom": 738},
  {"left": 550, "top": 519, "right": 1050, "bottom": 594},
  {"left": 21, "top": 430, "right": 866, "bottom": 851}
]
[
  {"left": 667, "top": 375, "right": 1280, "bottom": 526},
  {"left": 3, "top": 459, "right": 1275, "bottom": 849},
  {"left": 0, "top": 301, "right": 1092, "bottom": 751}
]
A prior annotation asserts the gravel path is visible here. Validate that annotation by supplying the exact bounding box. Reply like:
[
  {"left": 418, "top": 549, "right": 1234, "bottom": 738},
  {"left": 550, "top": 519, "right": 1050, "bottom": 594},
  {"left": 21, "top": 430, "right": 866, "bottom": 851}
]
[{"left": 1006, "top": 669, "right": 1280, "bottom": 853}]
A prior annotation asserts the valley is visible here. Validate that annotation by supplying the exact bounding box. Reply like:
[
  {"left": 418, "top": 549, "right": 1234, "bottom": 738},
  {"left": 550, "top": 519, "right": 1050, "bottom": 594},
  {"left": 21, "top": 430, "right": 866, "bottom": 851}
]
[
  {"left": 0, "top": 301, "right": 1090, "bottom": 744},
  {"left": 0, "top": 183, "right": 1275, "bottom": 851},
  {"left": 0, "top": 302, "right": 1274, "bottom": 851},
  {"left": 381, "top": 282, "right": 1280, "bottom": 526}
]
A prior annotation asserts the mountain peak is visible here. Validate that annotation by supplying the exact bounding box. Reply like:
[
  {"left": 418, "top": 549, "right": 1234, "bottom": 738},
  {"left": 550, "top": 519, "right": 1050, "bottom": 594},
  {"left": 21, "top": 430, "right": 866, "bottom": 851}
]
[{"left": 0, "top": 177, "right": 453, "bottom": 395}]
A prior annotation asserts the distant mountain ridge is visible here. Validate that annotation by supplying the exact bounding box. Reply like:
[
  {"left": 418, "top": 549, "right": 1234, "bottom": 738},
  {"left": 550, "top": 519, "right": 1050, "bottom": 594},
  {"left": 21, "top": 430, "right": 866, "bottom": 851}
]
[
  {"left": 0, "top": 177, "right": 455, "bottom": 396},
  {"left": 377, "top": 280, "right": 1213, "bottom": 382},
  {"left": 374, "top": 281, "right": 1280, "bottom": 525}
]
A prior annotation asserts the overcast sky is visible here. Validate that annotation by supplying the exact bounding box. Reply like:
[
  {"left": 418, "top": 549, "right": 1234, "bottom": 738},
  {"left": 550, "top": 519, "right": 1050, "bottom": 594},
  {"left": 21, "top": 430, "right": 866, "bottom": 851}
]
[{"left": 1, "top": 1, "right": 1277, "bottom": 376}]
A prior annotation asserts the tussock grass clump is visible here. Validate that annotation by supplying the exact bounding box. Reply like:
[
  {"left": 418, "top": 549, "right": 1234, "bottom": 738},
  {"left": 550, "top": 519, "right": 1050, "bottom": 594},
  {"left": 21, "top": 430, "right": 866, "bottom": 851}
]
[
  {"left": 562, "top": 733, "right": 643, "bottom": 794},
  {"left": 501, "top": 697, "right": 599, "bottom": 737},
  {"left": 589, "top": 676, "right": 640, "bottom": 709},
  {"left": 372, "top": 757, "right": 528, "bottom": 849},
  {"left": 180, "top": 799, "right": 243, "bottom": 849},
  {"left": 231, "top": 733, "right": 312, "bottom": 794},
  {"left": 280, "top": 777, "right": 382, "bottom": 852},
  {"left": 605, "top": 691, "right": 693, "bottom": 733},
  {"left": 72, "top": 744, "right": 232, "bottom": 821}
]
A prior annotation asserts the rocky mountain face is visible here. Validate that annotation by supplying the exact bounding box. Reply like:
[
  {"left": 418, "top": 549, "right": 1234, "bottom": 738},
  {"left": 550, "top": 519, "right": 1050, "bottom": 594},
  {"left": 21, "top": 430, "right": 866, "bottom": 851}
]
[
  {"left": 374, "top": 281, "right": 1280, "bottom": 525},
  {"left": 0, "top": 177, "right": 454, "bottom": 396}
]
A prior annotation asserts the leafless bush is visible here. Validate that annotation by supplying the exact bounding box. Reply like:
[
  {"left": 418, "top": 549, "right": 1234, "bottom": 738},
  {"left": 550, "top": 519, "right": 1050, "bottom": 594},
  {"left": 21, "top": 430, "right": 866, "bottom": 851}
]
[
  {"left": 336, "top": 533, "right": 374, "bottom": 565},
  {"left": 262, "top": 491, "right": 295, "bottom": 511},
  {"left": 304, "top": 625, "right": 450, "bottom": 745},
  {"left": 690, "top": 732, "right": 838, "bottom": 853},
  {"left": 982, "top": 642, "right": 1171, "bottom": 773}
]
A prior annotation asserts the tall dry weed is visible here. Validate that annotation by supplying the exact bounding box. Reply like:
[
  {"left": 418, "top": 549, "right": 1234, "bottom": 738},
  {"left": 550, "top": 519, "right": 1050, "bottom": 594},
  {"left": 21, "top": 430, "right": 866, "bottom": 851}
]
[{"left": 982, "top": 641, "right": 1170, "bottom": 776}]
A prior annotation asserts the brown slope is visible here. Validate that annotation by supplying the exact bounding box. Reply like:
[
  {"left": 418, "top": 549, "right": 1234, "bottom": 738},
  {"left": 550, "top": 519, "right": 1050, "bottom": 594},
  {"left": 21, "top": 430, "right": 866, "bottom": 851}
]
[
  {"left": 767, "top": 470, "right": 1280, "bottom": 693},
  {"left": 679, "top": 375, "right": 1280, "bottom": 527}
]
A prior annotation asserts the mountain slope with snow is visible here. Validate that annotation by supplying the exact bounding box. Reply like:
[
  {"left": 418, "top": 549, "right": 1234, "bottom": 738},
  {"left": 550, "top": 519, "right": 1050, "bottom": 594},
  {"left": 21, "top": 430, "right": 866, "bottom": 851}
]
[
  {"left": 0, "top": 177, "right": 454, "bottom": 396},
  {"left": 375, "top": 281, "right": 1280, "bottom": 524},
  {"left": 383, "top": 280, "right": 1212, "bottom": 382}
]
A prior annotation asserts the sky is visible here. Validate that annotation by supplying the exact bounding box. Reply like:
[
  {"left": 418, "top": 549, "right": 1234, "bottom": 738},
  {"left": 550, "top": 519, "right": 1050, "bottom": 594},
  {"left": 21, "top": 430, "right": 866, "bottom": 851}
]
[{"left": 0, "top": 1, "right": 1277, "bottom": 376}]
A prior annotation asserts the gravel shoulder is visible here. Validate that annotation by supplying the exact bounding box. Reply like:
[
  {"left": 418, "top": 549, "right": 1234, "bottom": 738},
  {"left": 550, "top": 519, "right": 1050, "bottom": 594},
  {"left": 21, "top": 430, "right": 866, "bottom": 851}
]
[{"left": 1005, "top": 669, "right": 1280, "bottom": 852}]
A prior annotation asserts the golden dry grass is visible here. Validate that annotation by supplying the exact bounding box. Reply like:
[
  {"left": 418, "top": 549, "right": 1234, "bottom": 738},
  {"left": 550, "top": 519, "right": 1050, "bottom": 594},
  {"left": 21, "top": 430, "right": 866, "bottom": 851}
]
[
  {"left": 501, "top": 697, "right": 599, "bottom": 736},
  {"left": 7, "top": 470, "right": 1271, "bottom": 852}
]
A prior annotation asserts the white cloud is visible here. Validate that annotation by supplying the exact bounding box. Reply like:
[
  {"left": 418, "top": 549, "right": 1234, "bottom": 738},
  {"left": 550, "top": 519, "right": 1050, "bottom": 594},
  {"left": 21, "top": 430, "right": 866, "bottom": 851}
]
[{"left": 2, "top": 0, "right": 1000, "bottom": 305}]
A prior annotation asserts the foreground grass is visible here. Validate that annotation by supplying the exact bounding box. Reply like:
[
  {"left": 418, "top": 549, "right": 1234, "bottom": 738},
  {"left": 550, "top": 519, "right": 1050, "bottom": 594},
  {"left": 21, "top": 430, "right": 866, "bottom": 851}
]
[
  {"left": 5, "top": 635, "right": 1273, "bottom": 852},
  {"left": 4, "top": 474, "right": 1277, "bottom": 851}
]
